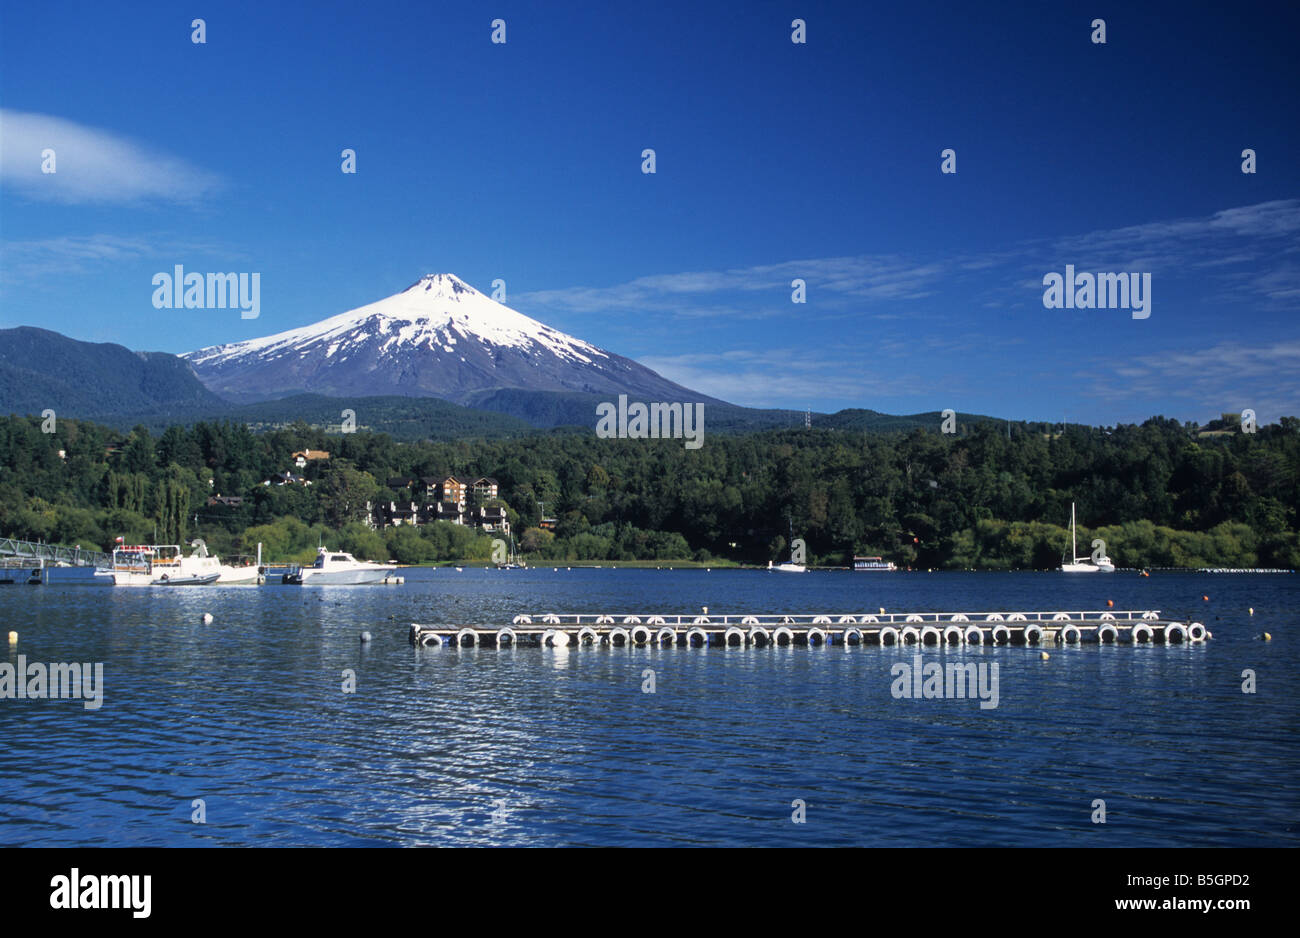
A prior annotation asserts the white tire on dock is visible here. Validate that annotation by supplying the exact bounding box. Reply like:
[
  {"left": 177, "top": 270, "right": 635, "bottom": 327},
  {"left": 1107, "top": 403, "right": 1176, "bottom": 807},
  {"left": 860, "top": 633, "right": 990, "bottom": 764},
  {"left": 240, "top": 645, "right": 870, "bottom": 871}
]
[
  {"left": 1022, "top": 624, "right": 1044, "bottom": 645},
  {"left": 920, "top": 626, "right": 942, "bottom": 646},
  {"left": 838, "top": 615, "right": 857, "bottom": 625},
  {"left": 942, "top": 625, "right": 964, "bottom": 645},
  {"left": 1163, "top": 622, "right": 1187, "bottom": 644},
  {"left": 687, "top": 626, "right": 709, "bottom": 647},
  {"left": 552, "top": 630, "right": 570, "bottom": 648},
  {"left": 1131, "top": 624, "right": 1154, "bottom": 644},
  {"left": 1059, "top": 624, "right": 1082, "bottom": 644},
  {"left": 419, "top": 632, "right": 444, "bottom": 647},
  {"left": 1008, "top": 613, "right": 1027, "bottom": 622},
  {"left": 842, "top": 627, "right": 864, "bottom": 645},
  {"left": 631, "top": 625, "right": 652, "bottom": 645},
  {"left": 774, "top": 626, "right": 795, "bottom": 646},
  {"left": 656, "top": 627, "right": 676, "bottom": 646},
  {"left": 542, "top": 614, "right": 561, "bottom": 624},
  {"left": 780, "top": 616, "right": 796, "bottom": 625},
  {"left": 456, "top": 628, "right": 478, "bottom": 647},
  {"left": 1188, "top": 622, "right": 1207, "bottom": 642},
  {"left": 900, "top": 626, "right": 921, "bottom": 645},
  {"left": 496, "top": 627, "right": 516, "bottom": 647},
  {"left": 741, "top": 616, "right": 760, "bottom": 626},
  {"left": 1099, "top": 612, "right": 1116, "bottom": 621},
  {"left": 1097, "top": 624, "right": 1119, "bottom": 644},
  {"left": 724, "top": 626, "right": 747, "bottom": 647},
  {"left": 861, "top": 615, "right": 880, "bottom": 624},
  {"left": 608, "top": 626, "right": 630, "bottom": 646},
  {"left": 596, "top": 615, "right": 615, "bottom": 625},
  {"left": 807, "top": 628, "right": 828, "bottom": 646},
  {"left": 749, "top": 626, "right": 772, "bottom": 646},
  {"left": 1142, "top": 611, "right": 1158, "bottom": 620},
  {"left": 1052, "top": 613, "right": 1071, "bottom": 622},
  {"left": 985, "top": 613, "right": 1005, "bottom": 622},
  {"left": 623, "top": 616, "right": 642, "bottom": 625},
  {"left": 992, "top": 625, "right": 1011, "bottom": 645},
  {"left": 577, "top": 626, "right": 600, "bottom": 646},
  {"left": 906, "top": 614, "right": 924, "bottom": 623},
  {"left": 812, "top": 616, "right": 832, "bottom": 625},
  {"left": 693, "top": 615, "right": 711, "bottom": 625},
  {"left": 950, "top": 614, "right": 969, "bottom": 623},
  {"left": 964, "top": 626, "right": 983, "bottom": 645},
  {"left": 648, "top": 616, "right": 666, "bottom": 625},
  {"left": 512, "top": 615, "right": 532, "bottom": 625},
  {"left": 877, "top": 627, "right": 900, "bottom": 646}
]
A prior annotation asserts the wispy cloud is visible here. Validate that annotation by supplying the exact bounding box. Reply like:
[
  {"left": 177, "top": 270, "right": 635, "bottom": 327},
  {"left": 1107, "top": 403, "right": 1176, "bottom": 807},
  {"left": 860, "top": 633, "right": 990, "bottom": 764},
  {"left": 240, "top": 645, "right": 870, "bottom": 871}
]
[
  {"left": 1079, "top": 339, "right": 1300, "bottom": 423},
  {"left": 0, "top": 109, "right": 221, "bottom": 204},
  {"left": 0, "top": 233, "right": 238, "bottom": 287},
  {"left": 514, "top": 200, "right": 1300, "bottom": 323}
]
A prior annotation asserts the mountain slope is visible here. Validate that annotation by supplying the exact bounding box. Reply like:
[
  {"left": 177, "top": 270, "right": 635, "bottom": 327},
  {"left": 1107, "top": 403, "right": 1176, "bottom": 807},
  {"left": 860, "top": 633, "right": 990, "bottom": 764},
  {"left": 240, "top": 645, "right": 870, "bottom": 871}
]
[
  {"left": 0, "top": 326, "right": 227, "bottom": 419},
  {"left": 185, "top": 273, "right": 717, "bottom": 406}
]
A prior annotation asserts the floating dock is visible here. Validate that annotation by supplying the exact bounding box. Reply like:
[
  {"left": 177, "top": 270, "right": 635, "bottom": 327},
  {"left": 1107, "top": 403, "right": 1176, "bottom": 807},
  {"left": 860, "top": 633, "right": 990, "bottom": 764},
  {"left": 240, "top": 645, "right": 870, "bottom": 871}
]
[{"left": 409, "top": 610, "right": 1209, "bottom": 647}]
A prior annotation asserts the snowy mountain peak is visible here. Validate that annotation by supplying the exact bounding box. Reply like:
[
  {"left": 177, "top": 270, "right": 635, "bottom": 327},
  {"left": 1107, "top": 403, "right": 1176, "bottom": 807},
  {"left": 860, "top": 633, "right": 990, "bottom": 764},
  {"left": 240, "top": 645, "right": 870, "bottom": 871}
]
[
  {"left": 408, "top": 272, "right": 479, "bottom": 297},
  {"left": 182, "top": 273, "right": 702, "bottom": 407}
]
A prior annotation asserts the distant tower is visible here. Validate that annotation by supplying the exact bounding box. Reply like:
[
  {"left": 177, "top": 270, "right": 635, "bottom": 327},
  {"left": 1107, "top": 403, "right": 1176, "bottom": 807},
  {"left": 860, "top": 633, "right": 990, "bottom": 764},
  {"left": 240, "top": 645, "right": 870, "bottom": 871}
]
[{"left": 804, "top": 408, "right": 811, "bottom": 429}]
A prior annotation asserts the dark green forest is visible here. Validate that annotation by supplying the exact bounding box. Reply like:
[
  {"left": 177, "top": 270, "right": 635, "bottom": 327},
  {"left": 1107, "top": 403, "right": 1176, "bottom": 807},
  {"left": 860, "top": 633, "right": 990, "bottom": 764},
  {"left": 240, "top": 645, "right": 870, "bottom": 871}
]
[{"left": 0, "top": 413, "right": 1297, "bottom": 568}]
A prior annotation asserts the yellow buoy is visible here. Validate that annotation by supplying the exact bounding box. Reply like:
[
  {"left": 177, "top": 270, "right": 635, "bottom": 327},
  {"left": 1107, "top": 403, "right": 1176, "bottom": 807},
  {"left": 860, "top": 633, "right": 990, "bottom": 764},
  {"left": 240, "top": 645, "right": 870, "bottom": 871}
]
[
  {"left": 1040, "top": 651, "right": 1050, "bottom": 660},
  {"left": 1249, "top": 607, "right": 1254, "bottom": 615},
  {"left": 7, "top": 631, "right": 16, "bottom": 644},
  {"left": 1263, "top": 632, "right": 1272, "bottom": 641}
]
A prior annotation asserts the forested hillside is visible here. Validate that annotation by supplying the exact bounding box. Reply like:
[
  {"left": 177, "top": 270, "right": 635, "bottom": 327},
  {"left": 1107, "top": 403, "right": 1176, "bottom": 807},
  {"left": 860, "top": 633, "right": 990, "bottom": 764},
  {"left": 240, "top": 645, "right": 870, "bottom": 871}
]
[{"left": 0, "top": 414, "right": 1296, "bottom": 568}]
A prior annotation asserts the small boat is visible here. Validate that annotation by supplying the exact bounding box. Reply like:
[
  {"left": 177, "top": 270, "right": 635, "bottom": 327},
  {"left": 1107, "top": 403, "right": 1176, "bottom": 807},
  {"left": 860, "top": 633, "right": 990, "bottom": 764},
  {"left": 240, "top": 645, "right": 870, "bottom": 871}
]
[
  {"left": 769, "top": 560, "right": 807, "bottom": 573},
  {"left": 285, "top": 547, "right": 393, "bottom": 585},
  {"left": 853, "top": 555, "right": 897, "bottom": 572},
  {"left": 1060, "top": 503, "right": 1114, "bottom": 573}
]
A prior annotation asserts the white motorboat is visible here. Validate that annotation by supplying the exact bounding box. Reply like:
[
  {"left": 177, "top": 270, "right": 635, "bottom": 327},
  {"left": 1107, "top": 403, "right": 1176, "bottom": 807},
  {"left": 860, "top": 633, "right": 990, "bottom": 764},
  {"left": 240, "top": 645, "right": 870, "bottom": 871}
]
[
  {"left": 285, "top": 547, "right": 393, "bottom": 585},
  {"left": 1060, "top": 503, "right": 1115, "bottom": 572}
]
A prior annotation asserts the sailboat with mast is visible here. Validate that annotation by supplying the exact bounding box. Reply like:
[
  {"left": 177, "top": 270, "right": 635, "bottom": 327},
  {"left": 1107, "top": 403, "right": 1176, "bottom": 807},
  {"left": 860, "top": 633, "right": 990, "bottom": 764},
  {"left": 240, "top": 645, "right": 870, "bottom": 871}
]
[{"left": 1060, "top": 502, "right": 1114, "bottom": 572}]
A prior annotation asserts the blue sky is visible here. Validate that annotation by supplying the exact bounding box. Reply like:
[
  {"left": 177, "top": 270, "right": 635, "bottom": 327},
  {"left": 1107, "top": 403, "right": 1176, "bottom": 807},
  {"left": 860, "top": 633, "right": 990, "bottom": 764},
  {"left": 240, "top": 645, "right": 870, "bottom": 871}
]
[{"left": 1, "top": 0, "right": 1297, "bottom": 424}]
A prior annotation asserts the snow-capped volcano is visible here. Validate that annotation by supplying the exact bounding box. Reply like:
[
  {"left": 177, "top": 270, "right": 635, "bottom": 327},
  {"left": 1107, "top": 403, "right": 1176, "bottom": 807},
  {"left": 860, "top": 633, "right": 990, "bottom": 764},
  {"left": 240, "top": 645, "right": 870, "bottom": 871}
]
[{"left": 184, "top": 274, "right": 705, "bottom": 405}]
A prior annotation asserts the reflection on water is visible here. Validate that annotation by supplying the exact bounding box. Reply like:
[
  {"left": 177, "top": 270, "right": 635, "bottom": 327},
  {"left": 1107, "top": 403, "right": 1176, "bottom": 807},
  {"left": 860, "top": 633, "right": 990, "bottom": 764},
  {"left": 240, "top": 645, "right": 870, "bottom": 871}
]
[{"left": 0, "top": 569, "right": 1296, "bottom": 846}]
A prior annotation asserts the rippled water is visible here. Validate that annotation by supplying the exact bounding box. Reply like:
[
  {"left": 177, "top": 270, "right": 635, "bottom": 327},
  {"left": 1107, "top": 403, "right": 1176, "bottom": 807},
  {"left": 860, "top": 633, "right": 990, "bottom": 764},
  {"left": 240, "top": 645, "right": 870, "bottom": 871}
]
[{"left": 1, "top": 569, "right": 1296, "bottom": 846}]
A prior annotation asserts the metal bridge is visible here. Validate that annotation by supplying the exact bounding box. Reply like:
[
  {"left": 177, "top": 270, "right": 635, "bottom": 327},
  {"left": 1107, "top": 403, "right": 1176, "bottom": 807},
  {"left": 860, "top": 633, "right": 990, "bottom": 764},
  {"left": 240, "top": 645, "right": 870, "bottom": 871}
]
[{"left": 0, "top": 537, "right": 110, "bottom": 568}]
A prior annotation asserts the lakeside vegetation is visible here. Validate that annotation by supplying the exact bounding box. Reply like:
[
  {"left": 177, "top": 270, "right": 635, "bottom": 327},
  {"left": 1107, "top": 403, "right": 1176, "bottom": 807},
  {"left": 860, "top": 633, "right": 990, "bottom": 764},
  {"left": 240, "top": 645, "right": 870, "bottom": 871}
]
[{"left": 0, "top": 413, "right": 1296, "bottom": 569}]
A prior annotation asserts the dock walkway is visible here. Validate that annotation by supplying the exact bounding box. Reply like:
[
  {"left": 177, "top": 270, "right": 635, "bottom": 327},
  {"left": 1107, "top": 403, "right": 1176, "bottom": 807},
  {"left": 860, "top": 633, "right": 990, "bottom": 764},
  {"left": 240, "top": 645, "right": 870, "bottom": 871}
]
[{"left": 410, "top": 609, "right": 1208, "bottom": 647}]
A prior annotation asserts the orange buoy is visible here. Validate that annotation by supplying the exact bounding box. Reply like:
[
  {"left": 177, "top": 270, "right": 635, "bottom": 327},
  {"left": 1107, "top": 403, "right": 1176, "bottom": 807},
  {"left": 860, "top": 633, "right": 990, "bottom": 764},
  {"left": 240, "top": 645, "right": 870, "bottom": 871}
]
[
  {"left": 1202, "top": 595, "right": 1210, "bottom": 602},
  {"left": 1106, "top": 599, "right": 1114, "bottom": 607}
]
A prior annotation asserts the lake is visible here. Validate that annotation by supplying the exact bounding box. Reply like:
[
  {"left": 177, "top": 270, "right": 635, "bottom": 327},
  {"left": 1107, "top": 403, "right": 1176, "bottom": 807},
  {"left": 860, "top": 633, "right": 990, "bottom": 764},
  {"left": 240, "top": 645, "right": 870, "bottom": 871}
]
[{"left": 1, "top": 568, "right": 1295, "bottom": 846}]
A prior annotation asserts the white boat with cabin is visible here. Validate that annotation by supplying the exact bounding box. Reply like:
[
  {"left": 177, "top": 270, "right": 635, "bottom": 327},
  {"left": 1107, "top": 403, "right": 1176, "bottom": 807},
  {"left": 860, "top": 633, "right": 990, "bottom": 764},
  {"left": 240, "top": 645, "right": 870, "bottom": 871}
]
[{"left": 286, "top": 547, "right": 393, "bottom": 585}]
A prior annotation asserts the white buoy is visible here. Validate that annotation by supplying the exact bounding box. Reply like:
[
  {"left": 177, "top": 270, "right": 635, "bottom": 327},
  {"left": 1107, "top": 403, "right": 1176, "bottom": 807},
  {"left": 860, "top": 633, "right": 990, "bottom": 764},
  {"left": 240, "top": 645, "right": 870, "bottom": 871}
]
[
  {"left": 201, "top": 613, "right": 214, "bottom": 624},
  {"left": 1249, "top": 607, "right": 1254, "bottom": 615},
  {"left": 702, "top": 606, "right": 708, "bottom": 615},
  {"left": 552, "top": 630, "right": 570, "bottom": 647},
  {"left": 360, "top": 631, "right": 372, "bottom": 643}
]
